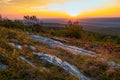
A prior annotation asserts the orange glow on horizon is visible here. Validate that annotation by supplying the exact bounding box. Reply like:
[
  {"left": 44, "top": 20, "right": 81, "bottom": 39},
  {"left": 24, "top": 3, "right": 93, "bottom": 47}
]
[
  {"left": 0, "top": 0, "right": 120, "bottom": 19},
  {"left": 78, "top": 7, "right": 120, "bottom": 18},
  {"left": 1, "top": 7, "right": 120, "bottom": 19}
]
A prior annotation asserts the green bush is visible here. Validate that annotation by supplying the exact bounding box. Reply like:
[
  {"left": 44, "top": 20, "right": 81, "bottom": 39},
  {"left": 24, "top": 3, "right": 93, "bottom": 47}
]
[{"left": 0, "top": 18, "right": 28, "bottom": 31}]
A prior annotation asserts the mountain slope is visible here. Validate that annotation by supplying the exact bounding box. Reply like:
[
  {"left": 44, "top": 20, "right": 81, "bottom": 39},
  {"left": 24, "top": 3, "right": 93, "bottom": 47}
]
[{"left": 0, "top": 27, "right": 120, "bottom": 80}]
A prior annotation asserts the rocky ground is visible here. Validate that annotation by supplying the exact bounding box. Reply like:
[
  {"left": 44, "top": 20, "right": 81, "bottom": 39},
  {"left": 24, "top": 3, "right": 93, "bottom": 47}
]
[{"left": 0, "top": 27, "right": 120, "bottom": 80}]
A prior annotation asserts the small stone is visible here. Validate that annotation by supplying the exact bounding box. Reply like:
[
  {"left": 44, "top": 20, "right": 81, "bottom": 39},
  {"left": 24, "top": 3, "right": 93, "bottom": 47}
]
[
  {"left": 16, "top": 45, "right": 22, "bottom": 50},
  {"left": 0, "top": 64, "right": 7, "bottom": 70},
  {"left": 9, "top": 43, "right": 22, "bottom": 50},
  {"left": 26, "top": 32, "right": 29, "bottom": 35},
  {"left": 28, "top": 45, "right": 36, "bottom": 50}
]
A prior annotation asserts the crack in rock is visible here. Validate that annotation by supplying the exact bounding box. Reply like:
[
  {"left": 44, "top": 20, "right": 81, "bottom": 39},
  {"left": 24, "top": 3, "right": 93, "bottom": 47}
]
[
  {"left": 52, "top": 37, "right": 68, "bottom": 42},
  {"left": 19, "top": 56, "right": 37, "bottom": 68}
]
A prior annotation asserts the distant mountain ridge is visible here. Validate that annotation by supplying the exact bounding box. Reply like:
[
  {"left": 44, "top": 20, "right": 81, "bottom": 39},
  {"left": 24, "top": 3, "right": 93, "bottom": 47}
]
[{"left": 23, "top": 17, "right": 120, "bottom": 35}]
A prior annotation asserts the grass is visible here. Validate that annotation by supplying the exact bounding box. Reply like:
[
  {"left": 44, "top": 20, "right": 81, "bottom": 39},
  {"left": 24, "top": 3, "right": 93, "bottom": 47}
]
[
  {"left": 0, "top": 26, "right": 120, "bottom": 80},
  {"left": 0, "top": 27, "right": 78, "bottom": 80},
  {"left": 29, "top": 38, "right": 120, "bottom": 80}
]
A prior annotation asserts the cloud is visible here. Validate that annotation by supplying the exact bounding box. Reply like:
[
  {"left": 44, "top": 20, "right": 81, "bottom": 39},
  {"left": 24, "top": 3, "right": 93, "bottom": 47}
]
[
  {"left": 29, "top": 4, "right": 63, "bottom": 12},
  {"left": 0, "top": 0, "right": 119, "bottom": 18},
  {"left": 29, "top": 0, "right": 116, "bottom": 16},
  {"left": 0, "top": 0, "right": 13, "bottom": 3},
  {"left": 0, "top": 0, "right": 15, "bottom": 5},
  {"left": 0, "top": 0, "right": 75, "bottom": 5}
]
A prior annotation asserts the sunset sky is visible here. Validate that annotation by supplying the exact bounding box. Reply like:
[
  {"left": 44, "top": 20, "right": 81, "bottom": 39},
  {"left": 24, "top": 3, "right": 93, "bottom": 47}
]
[{"left": 0, "top": 0, "right": 120, "bottom": 19}]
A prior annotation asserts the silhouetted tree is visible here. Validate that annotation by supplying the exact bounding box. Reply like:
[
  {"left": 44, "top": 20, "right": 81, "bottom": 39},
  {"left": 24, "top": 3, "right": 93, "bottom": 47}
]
[
  {"left": 23, "top": 16, "right": 30, "bottom": 20},
  {"left": 24, "top": 15, "right": 38, "bottom": 21},
  {"left": 0, "top": 15, "right": 2, "bottom": 20}
]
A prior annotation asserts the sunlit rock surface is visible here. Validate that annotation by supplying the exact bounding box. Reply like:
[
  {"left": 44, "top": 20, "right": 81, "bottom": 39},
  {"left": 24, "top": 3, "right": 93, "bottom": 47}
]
[
  {"left": 9, "top": 43, "right": 36, "bottom": 51},
  {"left": 9, "top": 43, "right": 22, "bottom": 50},
  {"left": 28, "top": 45, "right": 36, "bottom": 51},
  {"left": 30, "top": 35, "right": 96, "bottom": 55},
  {"left": 0, "top": 64, "right": 7, "bottom": 70},
  {"left": 33, "top": 52, "right": 90, "bottom": 80}
]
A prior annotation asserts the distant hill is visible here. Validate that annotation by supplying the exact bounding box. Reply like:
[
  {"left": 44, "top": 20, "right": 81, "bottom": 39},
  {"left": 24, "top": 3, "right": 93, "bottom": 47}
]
[
  {"left": 38, "top": 18, "right": 120, "bottom": 35},
  {"left": 78, "top": 18, "right": 120, "bottom": 35}
]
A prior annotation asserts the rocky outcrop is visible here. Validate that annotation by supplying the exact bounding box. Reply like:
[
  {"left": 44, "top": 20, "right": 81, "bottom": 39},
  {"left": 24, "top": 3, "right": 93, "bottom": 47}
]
[
  {"left": 9, "top": 43, "right": 36, "bottom": 51},
  {"left": 30, "top": 35, "right": 120, "bottom": 68},
  {"left": 30, "top": 35, "right": 96, "bottom": 55},
  {"left": 33, "top": 52, "right": 90, "bottom": 80}
]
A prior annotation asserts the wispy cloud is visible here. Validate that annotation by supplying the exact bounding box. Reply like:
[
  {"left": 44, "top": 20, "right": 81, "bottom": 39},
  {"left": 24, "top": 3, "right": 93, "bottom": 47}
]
[
  {"left": 0, "top": 0, "right": 119, "bottom": 18},
  {"left": 29, "top": 4, "right": 63, "bottom": 12},
  {"left": 29, "top": 0, "right": 116, "bottom": 16},
  {"left": 0, "top": 0, "right": 15, "bottom": 5}
]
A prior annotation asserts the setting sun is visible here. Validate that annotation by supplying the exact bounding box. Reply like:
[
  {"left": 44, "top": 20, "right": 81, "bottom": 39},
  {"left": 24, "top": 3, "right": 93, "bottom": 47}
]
[{"left": 67, "top": 12, "right": 79, "bottom": 17}]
